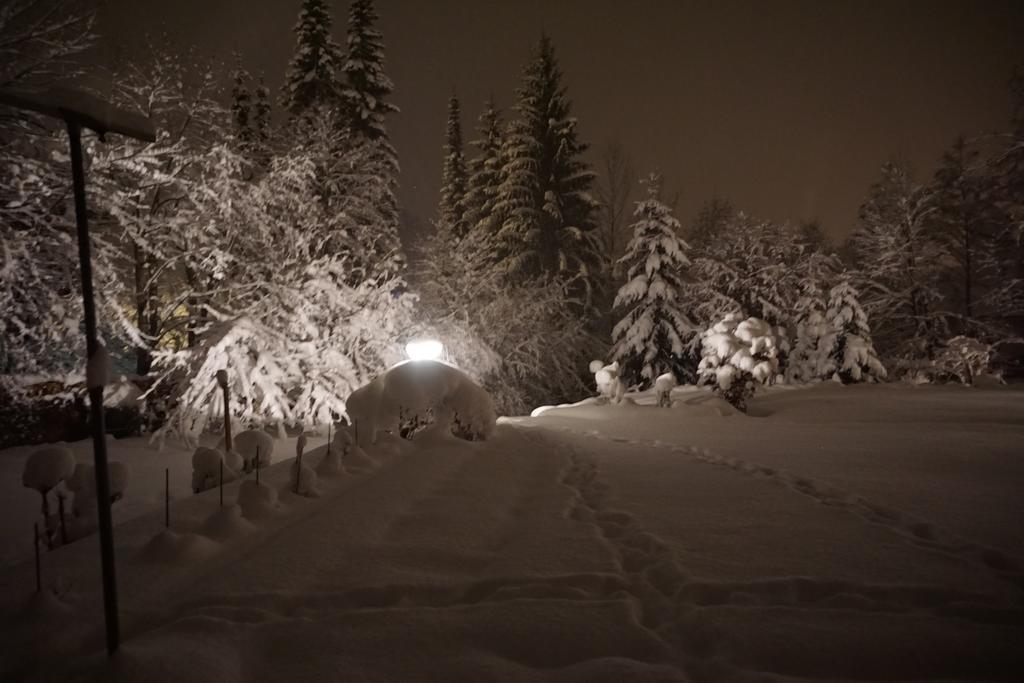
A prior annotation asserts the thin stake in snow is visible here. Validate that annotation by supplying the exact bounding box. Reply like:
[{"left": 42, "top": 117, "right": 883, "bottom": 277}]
[
  {"left": 33, "top": 522, "right": 41, "bottom": 593},
  {"left": 294, "top": 434, "right": 307, "bottom": 495},
  {"left": 216, "top": 370, "right": 233, "bottom": 454},
  {"left": 164, "top": 468, "right": 169, "bottom": 529},
  {"left": 327, "top": 423, "right": 332, "bottom": 458},
  {"left": 219, "top": 459, "right": 224, "bottom": 508},
  {"left": 256, "top": 445, "right": 260, "bottom": 485},
  {"left": 57, "top": 494, "right": 68, "bottom": 546}
]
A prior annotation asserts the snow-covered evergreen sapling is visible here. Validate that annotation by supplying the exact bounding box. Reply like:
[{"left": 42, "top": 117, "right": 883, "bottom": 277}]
[
  {"left": 697, "top": 314, "right": 780, "bottom": 412},
  {"left": 824, "top": 279, "right": 886, "bottom": 383},
  {"left": 610, "top": 173, "right": 697, "bottom": 388},
  {"left": 787, "top": 282, "right": 837, "bottom": 383}
]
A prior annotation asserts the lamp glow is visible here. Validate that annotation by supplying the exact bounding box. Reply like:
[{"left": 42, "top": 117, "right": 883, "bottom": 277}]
[{"left": 405, "top": 339, "right": 444, "bottom": 361}]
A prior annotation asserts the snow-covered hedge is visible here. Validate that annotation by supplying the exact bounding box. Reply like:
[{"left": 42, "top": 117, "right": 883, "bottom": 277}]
[
  {"left": 346, "top": 360, "right": 496, "bottom": 444},
  {"left": 697, "top": 314, "right": 779, "bottom": 411}
]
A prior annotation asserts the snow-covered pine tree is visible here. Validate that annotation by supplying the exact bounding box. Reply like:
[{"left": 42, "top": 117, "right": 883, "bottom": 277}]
[
  {"left": 786, "top": 281, "right": 836, "bottom": 383},
  {"left": 340, "top": 0, "right": 398, "bottom": 140},
  {"left": 493, "top": 35, "right": 600, "bottom": 298},
  {"left": 610, "top": 173, "right": 698, "bottom": 387},
  {"left": 687, "top": 196, "right": 734, "bottom": 253},
  {"left": 824, "top": 279, "right": 886, "bottom": 383},
  {"left": 463, "top": 97, "right": 503, "bottom": 242},
  {"left": 697, "top": 314, "right": 779, "bottom": 412},
  {"left": 438, "top": 93, "right": 469, "bottom": 240},
  {"left": 231, "top": 66, "right": 254, "bottom": 150},
  {"left": 281, "top": 0, "right": 345, "bottom": 119},
  {"left": 852, "top": 162, "right": 950, "bottom": 368},
  {"left": 252, "top": 75, "right": 272, "bottom": 167},
  {"left": 338, "top": 0, "right": 404, "bottom": 283}
]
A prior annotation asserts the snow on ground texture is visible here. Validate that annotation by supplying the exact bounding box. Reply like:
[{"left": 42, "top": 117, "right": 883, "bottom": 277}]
[{"left": 0, "top": 384, "right": 1021, "bottom": 680}]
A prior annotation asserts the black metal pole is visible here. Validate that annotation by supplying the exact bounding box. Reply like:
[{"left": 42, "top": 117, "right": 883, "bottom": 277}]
[
  {"left": 34, "top": 522, "right": 41, "bottom": 593},
  {"left": 165, "top": 468, "right": 170, "bottom": 529},
  {"left": 68, "top": 121, "right": 119, "bottom": 655}
]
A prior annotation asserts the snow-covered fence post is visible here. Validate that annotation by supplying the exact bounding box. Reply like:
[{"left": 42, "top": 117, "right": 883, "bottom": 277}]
[
  {"left": 216, "top": 370, "right": 233, "bottom": 454},
  {"left": 0, "top": 86, "right": 155, "bottom": 657}
]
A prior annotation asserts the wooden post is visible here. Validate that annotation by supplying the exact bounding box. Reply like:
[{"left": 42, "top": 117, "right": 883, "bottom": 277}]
[
  {"left": 33, "top": 522, "right": 41, "bottom": 593},
  {"left": 69, "top": 121, "right": 119, "bottom": 655},
  {"left": 216, "top": 370, "right": 232, "bottom": 453}
]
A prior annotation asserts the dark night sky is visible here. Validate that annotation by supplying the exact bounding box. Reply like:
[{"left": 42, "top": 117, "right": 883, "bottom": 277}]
[{"left": 96, "top": 0, "right": 1024, "bottom": 244}]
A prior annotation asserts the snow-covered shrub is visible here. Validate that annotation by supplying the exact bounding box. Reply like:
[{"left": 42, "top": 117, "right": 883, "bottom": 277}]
[
  {"left": 787, "top": 284, "right": 837, "bottom": 383},
  {"left": 237, "top": 480, "right": 279, "bottom": 520},
  {"left": 591, "top": 360, "right": 626, "bottom": 403},
  {"left": 825, "top": 280, "right": 886, "bottom": 383},
  {"left": 191, "top": 447, "right": 233, "bottom": 494},
  {"left": 932, "top": 336, "right": 994, "bottom": 385},
  {"left": 654, "top": 372, "right": 677, "bottom": 407},
  {"left": 697, "top": 314, "right": 779, "bottom": 412},
  {"left": 610, "top": 174, "right": 698, "bottom": 387},
  {"left": 219, "top": 429, "right": 274, "bottom": 471},
  {"left": 22, "top": 446, "right": 76, "bottom": 546},
  {"left": 346, "top": 360, "right": 496, "bottom": 445}
]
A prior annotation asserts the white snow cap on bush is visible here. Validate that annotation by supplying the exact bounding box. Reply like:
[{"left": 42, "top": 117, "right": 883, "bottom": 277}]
[
  {"left": 698, "top": 314, "right": 779, "bottom": 391},
  {"left": 346, "top": 360, "right": 496, "bottom": 445},
  {"left": 22, "top": 446, "right": 76, "bottom": 492},
  {"left": 219, "top": 429, "right": 274, "bottom": 468},
  {"left": 592, "top": 361, "right": 626, "bottom": 403},
  {"left": 191, "top": 447, "right": 227, "bottom": 493},
  {"left": 654, "top": 373, "right": 677, "bottom": 406}
]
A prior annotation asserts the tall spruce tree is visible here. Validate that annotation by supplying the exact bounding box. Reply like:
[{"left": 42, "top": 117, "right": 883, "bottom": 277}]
[
  {"left": 438, "top": 93, "right": 469, "bottom": 240},
  {"left": 339, "top": 0, "right": 403, "bottom": 282},
  {"left": 341, "top": 0, "right": 398, "bottom": 140},
  {"left": 493, "top": 35, "right": 600, "bottom": 296},
  {"left": 281, "top": 0, "right": 345, "bottom": 119},
  {"left": 464, "top": 97, "right": 503, "bottom": 243},
  {"left": 611, "top": 173, "right": 697, "bottom": 386},
  {"left": 231, "top": 66, "right": 254, "bottom": 150}
]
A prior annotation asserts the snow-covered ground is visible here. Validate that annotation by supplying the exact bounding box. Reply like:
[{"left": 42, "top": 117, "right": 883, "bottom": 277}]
[{"left": 1, "top": 383, "right": 1022, "bottom": 681}]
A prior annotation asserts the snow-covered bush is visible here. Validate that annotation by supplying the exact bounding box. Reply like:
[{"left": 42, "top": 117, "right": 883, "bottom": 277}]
[
  {"left": 697, "top": 314, "right": 779, "bottom": 412},
  {"left": 219, "top": 429, "right": 274, "bottom": 472},
  {"left": 237, "top": 480, "right": 279, "bottom": 520},
  {"left": 289, "top": 434, "right": 319, "bottom": 497},
  {"left": 22, "top": 446, "right": 76, "bottom": 546},
  {"left": 932, "top": 336, "right": 994, "bottom": 385},
  {"left": 191, "top": 447, "right": 233, "bottom": 494},
  {"left": 590, "top": 360, "right": 626, "bottom": 403},
  {"left": 825, "top": 280, "right": 886, "bottom": 383},
  {"left": 346, "top": 360, "right": 496, "bottom": 445},
  {"left": 654, "top": 372, "right": 677, "bottom": 407}
]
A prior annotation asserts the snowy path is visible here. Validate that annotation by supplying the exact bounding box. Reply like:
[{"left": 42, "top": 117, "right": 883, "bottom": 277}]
[{"left": 1, "top": 384, "right": 1022, "bottom": 681}]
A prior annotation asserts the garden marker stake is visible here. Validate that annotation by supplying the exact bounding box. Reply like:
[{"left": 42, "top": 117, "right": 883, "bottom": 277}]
[
  {"left": 216, "top": 370, "right": 233, "bottom": 455},
  {"left": 57, "top": 494, "right": 68, "bottom": 545},
  {"left": 34, "top": 522, "right": 41, "bottom": 593},
  {"left": 164, "top": 468, "right": 169, "bottom": 529}
]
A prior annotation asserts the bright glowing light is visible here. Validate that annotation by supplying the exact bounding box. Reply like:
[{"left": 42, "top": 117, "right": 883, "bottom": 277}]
[{"left": 405, "top": 339, "right": 444, "bottom": 361}]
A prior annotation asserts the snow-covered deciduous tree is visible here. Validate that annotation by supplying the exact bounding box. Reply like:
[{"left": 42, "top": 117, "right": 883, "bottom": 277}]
[
  {"left": 824, "top": 279, "right": 886, "bottom": 383},
  {"left": 153, "top": 149, "right": 413, "bottom": 442},
  {"left": 610, "top": 173, "right": 697, "bottom": 387},
  {"left": 438, "top": 93, "right": 469, "bottom": 240},
  {"left": 851, "top": 162, "right": 950, "bottom": 369},
  {"left": 493, "top": 35, "right": 600, "bottom": 299},
  {"left": 697, "top": 314, "right": 779, "bottom": 412},
  {"left": 594, "top": 141, "right": 636, "bottom": 275},
  {"left": 281, "top": 0, "right": 345, "bottom": 119},
  {"left": 1, "top": 0, "right": 96, "bottom": 373}
]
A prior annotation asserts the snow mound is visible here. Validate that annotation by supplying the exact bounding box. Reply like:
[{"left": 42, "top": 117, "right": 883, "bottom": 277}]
[
  {"left": 191, "top": 447, "right": 228, "bottom": 494},
  {"left": 201, "top": 504, "right": 255, "bottom": 541},
  {"left": 219, "top": 429, "right": 274, "bottom": 468},
  {"left": 108, "top": 461, "right": 129, "bottom": 500},
  {"left": 593, "top": 361, "right": 625, "bottom": 403},
  {"left": 343, "top": 444, "right": 379, "bottom": 473},
  {"left": 139, "top": 529, "right": 219, "bottom": 564},
  {"left": 22, "top": 447, "right": 75, "bottom": 492},
  {"left": 289, "top": 460, "right": 320, "bottom": 497},
  {"left": 237, "top": 480, "right": 280, "bottom": 520},
  {"left": 346, "top": 360, "right": 495, "bottom": 444}
]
